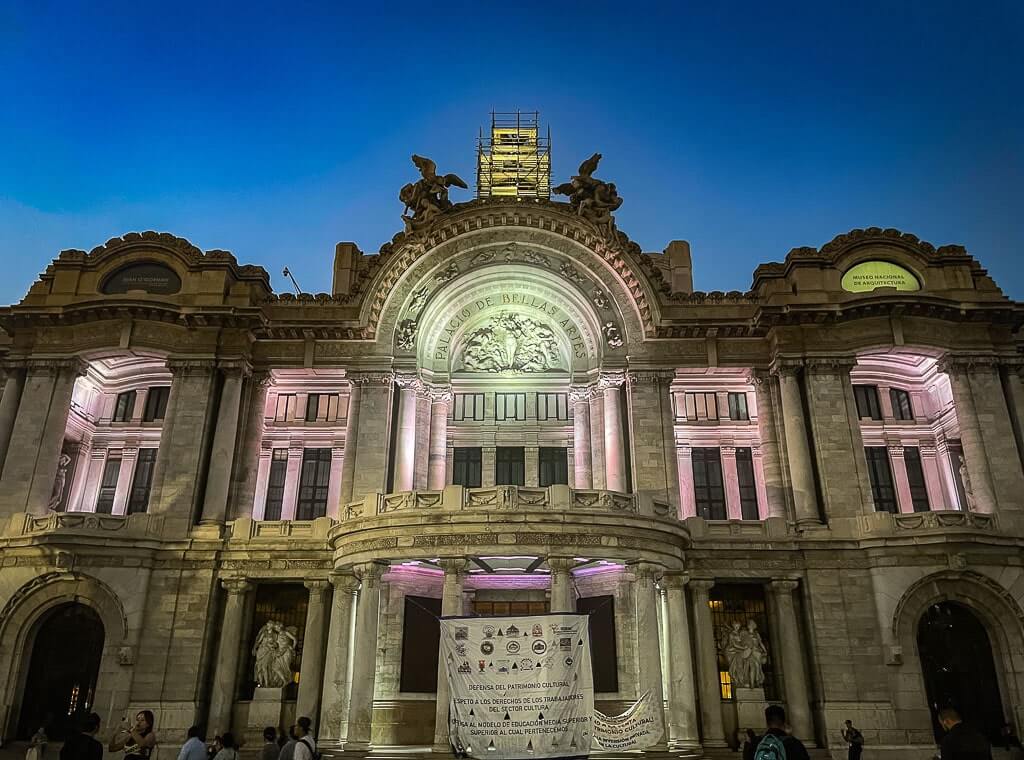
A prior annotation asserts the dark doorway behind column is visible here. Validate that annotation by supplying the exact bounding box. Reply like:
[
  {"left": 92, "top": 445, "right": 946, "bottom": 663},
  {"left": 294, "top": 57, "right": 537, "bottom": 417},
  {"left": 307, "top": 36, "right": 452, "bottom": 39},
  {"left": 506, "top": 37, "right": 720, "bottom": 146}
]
[
  {"left": 17, "top": 603, "right": 104, "bottom": 740},
  {"left": 917, "top": 601, "right": 1004, "bottom": 743}
]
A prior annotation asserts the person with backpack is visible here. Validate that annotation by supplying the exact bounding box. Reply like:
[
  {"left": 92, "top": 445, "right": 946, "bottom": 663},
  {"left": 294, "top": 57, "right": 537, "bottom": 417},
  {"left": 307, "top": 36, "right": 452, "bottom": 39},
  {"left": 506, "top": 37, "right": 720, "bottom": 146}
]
[
  {"left": 843, "top": 720, "right": 865, "bottom": 760},
  {"left": 743, "top": 705, "right": 811, "bottom": 760},
  {"left": 292, "top": 717, "right": 317, "bottom": 760}
]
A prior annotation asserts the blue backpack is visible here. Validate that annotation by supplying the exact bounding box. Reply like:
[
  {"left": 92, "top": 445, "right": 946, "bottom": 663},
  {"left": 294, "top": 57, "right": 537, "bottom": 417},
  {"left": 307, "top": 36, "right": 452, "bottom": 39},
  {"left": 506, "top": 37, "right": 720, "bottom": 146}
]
[{"left": 754, "top": 733, "right": 787, "bottom": 760}]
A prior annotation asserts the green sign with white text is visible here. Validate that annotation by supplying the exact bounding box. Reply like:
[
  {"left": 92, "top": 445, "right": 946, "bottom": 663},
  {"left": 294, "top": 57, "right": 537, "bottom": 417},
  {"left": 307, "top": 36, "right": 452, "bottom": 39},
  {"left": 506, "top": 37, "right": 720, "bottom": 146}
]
[{"left": 841, "top": 261, "right": 920, "bottom": 293}]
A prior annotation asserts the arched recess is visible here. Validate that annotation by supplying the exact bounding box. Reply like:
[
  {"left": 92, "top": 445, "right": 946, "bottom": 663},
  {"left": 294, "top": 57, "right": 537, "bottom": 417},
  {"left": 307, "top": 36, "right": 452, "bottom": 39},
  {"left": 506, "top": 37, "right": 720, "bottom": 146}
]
[
  {"left": 369, "top": 223, "right": 652, "bottom": 360},
  {"left": 891, "top": 570, "right": 1024, "bottom": 740},
  {"left": 0, "top": 572, "right": 131, "bottom": 742}
]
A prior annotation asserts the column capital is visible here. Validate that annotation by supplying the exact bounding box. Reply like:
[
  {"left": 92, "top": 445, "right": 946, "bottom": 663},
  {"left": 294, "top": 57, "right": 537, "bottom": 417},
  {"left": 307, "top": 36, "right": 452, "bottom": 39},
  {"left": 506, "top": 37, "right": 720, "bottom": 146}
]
[
  {"left": 626, "top": 369, "right": 673, "bottom": 386},
  {"left": 221, "top": 577, "right": 253, "bottom": 595},
  {"left": 546, "top": 556, "right": 576, "bottom": 573},
  {"left": 354, "top": 561, "right": 389, "bottom": 582},
  {"left": 394, "top": 372, "right": 423, "bottom": 391},
  {"left": 329, "top": 571, "right": 360, "bottom": 592},
  {"left": 167, "top": 358, "right": 218, "bottom": 375},
  {"left": 937, "top": 354, "right": 1001, "bottom": 376},
  {"left": 660, "top": 571, "right": 690, "bottom": 590},
  {"left": 887, "top": 442, "right": 906, "bottom": 457},
  {"left": 217, "top": 358, "right": 253, "bottom": 377},
  {"left": 769, "top": 358, "right": 803, "bottom": 377},
  {"left": 689, "top": 578, "right": 715, "bottom": 593},
  {"left": 569, "top": 385, "right": 594, "bottom": 403},
  {"left": 803, "top": 356, "right": 858, "bottom": 376},
  {"left": 430, "top": 386, "right": 453, "bottom": 404},
  {"left": 746, "top": 367, "right": 772, "bottom": 386},
  {"left": 598, "top": 370, "right": 627, "bottom": 390},
  {"left": 304, "top": 578, "right": 331, "bottom": 594},
  {"left": 631, "top": 562, "right": 663, "bottom": 581},
  {"left": 770, "top": 579, "right": 800, "bottom": 594},
  {"left": 349, "top": 370, "right": 395, "bottom": 386},
  {"left": 438, "top": 558, "right": 469, "bottom": 574},
  {"left": 26, "top": 357, "right": 89, "bottom": 377}
]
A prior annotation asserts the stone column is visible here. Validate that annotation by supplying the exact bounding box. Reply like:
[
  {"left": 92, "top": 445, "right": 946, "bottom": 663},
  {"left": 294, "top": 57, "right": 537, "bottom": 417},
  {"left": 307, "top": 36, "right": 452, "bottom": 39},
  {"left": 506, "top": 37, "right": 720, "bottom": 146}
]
[
  {"left": 677, "top": 444, "right": 696, "bottom": 518},
  {"left": 201, "top": 362, "right": 248, "bottom": 524},
  {"left": 0, "top": 363, "right": 26, "bottom": 475},
  {"left": 1005, "top": 366, "right": 1024, "bottom": 473},
  {"left": 482, "top": 447, "right": 496, "bottom": 487},
  {"left": 548, "top": 557, "right": 576, "bottom": 613},
  {"left": 148, "top": 359, "right": 217, "bottom": 528},
  {"left": 0, "top": 359, "right": 84, "bottom": 516},
  {"left": 940, "top": 358, "right": 999, "bottom": 512},
  {"left": 919, "top": 441, "right": 950, "bottom": 510},
  {"left": 111, "top": 446, "right": 139, "bottom": 515},
  {"left": 209, "top": 578, "right": 253, "bottom": 736},
  {"left": 750, "top": 371, "right": 786, "bottom": 518},
  {"left": 772, "top": 365, "right": 820, "bottom": 526},
  {"left": 601, "top": 372, "right": 627, "bottom": 492},
  {"left": 340, "top": 380, "right": 362, "bottom": 504},
  {"left": 768, "top": 580, "right": 813, "bottom": 741},
  {"left": 662, "top": 572, "right": 699, "bottom": 748},
  {"left": 888, "top": 444, "right": 915, "bottom": 513},
  {"left": 252, "top": 445, "right": 274, "bottom": 519},
  {"left": 689, "top": 579, "right": 726, "bottom": 747},
  {"left": 721, "top": 445, "right": 743, "bottom": 520},
  {"left": 65, "top": 435, "right": 93, "bottom": 512},
  {"left": 326, "top": 444, "right": 345, "bottom": 519},
  {"left": 77, "top": 447, "right": 108, "bottom": 513},
  {"left": 428, "top": 388, "right": 452, "bottom": 489},
  {"left": 349, "top": 373, "right": 394, "bottom": 501},
  {"left": 627, "top": 372, "right": 680, "bottom": 510},
  {"left": 296, "top": 580, "right": 331, "bottom": 723},
  {"left": 345, "top": 562, "right": 387, "bottom": 750},
  {"left": 433, "top": 559, "right": 468, "bottom": 752},
  {"left": 230, "top": 372, "right": 270, "bottom": 519},
  {"left": 281, "top": 444, "right": 303, "bottom": 520},
  {"left": 393, "top": 375, "right": 420, "bottom": 492},
  {"left": 633, "top": 563, "right": 668, "bottom": 750},
  {"left": 570, "top": 387, "right": 593, "bottom": 488},
  {"left": 320, "top": 572, "right": 359, "bottom": 743}
]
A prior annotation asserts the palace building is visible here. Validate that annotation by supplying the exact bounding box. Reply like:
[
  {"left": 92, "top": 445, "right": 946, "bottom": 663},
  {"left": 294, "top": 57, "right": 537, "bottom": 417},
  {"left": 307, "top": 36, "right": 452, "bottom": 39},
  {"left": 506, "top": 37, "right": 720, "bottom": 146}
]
[{"left": 0, "top": 129, "right": 1023, "bottom": 760}]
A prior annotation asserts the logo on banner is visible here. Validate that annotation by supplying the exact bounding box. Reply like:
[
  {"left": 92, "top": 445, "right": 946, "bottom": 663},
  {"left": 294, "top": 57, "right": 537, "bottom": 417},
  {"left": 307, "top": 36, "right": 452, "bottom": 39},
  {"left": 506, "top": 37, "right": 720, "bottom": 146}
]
[
  {"left": 532, "top": 640, "right": 547, "bottom": 655},
  {"left": 481, "top": 641, "right": 494, "bottom": 655},
  {"left": 506, "top": 640, "right": 521, "bottom": 654}
]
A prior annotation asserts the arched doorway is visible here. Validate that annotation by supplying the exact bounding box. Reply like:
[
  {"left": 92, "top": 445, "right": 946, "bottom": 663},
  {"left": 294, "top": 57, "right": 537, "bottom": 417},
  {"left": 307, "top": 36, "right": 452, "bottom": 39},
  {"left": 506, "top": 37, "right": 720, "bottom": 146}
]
[
  {"left": 16, "top": 603, "right": 105, "bottom": 740},
  {"left": 917, "top": 601, "right": 1004, "bottom": 742}
]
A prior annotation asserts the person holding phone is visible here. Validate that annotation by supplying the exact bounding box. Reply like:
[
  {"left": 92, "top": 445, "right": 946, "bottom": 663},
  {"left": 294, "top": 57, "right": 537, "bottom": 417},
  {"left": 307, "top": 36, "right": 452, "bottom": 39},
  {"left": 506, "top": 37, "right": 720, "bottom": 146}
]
[{"left": 109, "top": 710, "right": 157, "bottom": 760}]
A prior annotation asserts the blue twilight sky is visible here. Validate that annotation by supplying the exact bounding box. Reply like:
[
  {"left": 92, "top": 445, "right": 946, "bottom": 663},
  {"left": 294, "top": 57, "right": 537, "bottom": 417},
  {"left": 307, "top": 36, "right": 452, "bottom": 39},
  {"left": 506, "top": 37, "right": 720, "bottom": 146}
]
[{"left": 1, "top": 1, "right": 1022, "bottom": 303}]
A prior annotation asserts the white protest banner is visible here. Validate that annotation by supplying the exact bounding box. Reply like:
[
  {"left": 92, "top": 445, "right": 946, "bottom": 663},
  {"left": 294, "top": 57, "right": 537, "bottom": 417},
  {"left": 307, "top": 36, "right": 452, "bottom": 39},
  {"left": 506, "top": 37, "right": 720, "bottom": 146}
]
[
  {"left": 439, "top": 614, "right": 594, "bottom": 760},
  {"left": 592, "top": 691, "right": 663, "bottom": 751}
]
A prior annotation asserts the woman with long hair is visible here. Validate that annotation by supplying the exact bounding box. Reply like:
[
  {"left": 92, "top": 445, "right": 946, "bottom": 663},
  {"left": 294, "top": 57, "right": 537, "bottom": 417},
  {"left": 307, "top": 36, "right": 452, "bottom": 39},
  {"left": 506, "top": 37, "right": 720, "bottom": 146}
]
[{"left": 108, "top": 710, "right": 156, "bottom": 760}]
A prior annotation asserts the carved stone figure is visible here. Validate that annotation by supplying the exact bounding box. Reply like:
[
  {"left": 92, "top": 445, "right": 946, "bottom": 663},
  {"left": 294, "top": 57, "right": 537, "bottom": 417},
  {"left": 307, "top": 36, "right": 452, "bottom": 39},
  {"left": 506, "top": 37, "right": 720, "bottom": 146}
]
[
  {"left": 602, "top": 322, "right": 624, "bottom": 349},
  {"left": 253, "top": 620, "right": 298, "bottom": 688},
  {"left": 49, "top": 453, "right": 72, "bottom": 511},
  {"left": 396, "top": 319, "right": 418, "bottom": 350},
  {"left": 958, "top": 454, "right": 975, "bottom": 510},
  {"left": 407, "top": 286, "right": 429, "bottom": 315},
  {"left": 554, "top": 153, "right": 623, "bottom": 239},
  {"left": 399, "top": 155, "right": 468, "bottom": 233},
  {"left": 718, "top": 620, "right": 767, "bottom": 689},
  {"left": 460, "top": 312, "right": 561, "bottom": 373}
]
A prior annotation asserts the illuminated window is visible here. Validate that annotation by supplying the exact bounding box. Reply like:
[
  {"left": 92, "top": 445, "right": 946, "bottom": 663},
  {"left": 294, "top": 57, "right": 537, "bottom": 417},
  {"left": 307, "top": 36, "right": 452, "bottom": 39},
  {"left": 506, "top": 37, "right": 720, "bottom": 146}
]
[
  {"left": 296, "top": 448, "right": 331, "bottom": 520},
  {"left": 692, "top": 448, "right": 726, "bottom": 520}
]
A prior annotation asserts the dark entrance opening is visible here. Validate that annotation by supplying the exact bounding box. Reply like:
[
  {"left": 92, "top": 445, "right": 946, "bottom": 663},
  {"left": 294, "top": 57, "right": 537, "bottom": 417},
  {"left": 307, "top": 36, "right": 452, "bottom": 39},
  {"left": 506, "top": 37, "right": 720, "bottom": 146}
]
[
  {"left": 917, "top": 601, "right": 1004, "bottom": 743},
  {"left": 17, "top": 603, "right": 104, "bottom": 740}
]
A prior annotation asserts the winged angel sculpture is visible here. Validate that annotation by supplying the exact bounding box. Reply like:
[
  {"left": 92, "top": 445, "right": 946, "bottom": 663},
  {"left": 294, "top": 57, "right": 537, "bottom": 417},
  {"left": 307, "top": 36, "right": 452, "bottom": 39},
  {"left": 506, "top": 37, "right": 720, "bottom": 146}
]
[
  {"left": 554, "top": 153, "right": 623, "bottom": 239},
  {"left": 399, "top": 155, "right": 468, "bottom": 233}
]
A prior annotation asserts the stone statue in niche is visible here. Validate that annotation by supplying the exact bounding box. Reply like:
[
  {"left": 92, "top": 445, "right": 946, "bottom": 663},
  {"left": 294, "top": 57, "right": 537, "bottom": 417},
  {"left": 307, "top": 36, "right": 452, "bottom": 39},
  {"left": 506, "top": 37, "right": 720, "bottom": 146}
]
[
  {"left": 958, "top": 454, "right": 975, "bottom": 510},
  {"left": 253, "top": 620, "right": 298, "bottom": 689},
  {"left": 717, "top": 620, "right": 768, "bottom": 689},
  {"left": 554, "top": 153, "right": 623, "bottom": 239},
  {"left": 460, "top": 312, "right": 561, "bottom": 373},
  {"left": 48, "top": 452, "right": 72, "bottom": 511},
  {"left": 396, "top": 319, "right": 418, "bottom": 350},
  {"left": 399, "top": 155, "right": 468, "bottom": 233}
]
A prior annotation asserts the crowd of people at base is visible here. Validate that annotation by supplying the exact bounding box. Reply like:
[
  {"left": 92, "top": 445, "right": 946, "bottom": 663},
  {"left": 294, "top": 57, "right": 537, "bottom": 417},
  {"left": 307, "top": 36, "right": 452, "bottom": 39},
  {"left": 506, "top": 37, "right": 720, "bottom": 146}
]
[
  {"left": 26, "top": 711, "right": 318, "bottom": 760},
  {"left": 26, "top": 704, "right": 1020, "bottom": 760}
]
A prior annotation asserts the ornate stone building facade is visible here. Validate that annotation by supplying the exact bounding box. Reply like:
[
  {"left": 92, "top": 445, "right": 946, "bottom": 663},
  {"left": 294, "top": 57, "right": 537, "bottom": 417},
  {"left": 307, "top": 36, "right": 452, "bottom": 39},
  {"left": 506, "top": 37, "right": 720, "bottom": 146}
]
[{"left": 0, "top": 161, "right": 1022, "bottom": 759}]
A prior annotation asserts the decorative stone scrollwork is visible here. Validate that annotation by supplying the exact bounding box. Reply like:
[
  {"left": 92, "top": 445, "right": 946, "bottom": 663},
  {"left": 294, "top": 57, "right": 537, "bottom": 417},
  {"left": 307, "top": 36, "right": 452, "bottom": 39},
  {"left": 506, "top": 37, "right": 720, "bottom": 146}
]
[
  {"left": 558, "top": 262, "right": 585, "bottom": 284},
  {"left": 568, "top": 386, "right": 593, "bottom": 404},
  {"left": 591, "top": 288, "right": 609, "bottom": 309},
  {"left": 597, "top": 371, "right": 627, "bottom": 389},
  {"left": 396, "top": 319, "right": 418, "bottom": 350},
  {"left": 460, "top": 312, "right": 561, "bottom": 373},
  {"left": 435, "top": 262, "right": 460, "bottom": 283},
  {"left": 602, "top": 322, "right": 624, "bottom": 349},
  {"left": 349, "top": 371, "right": 394, "bottom": 386},
  {"left": 407, "top": 286, "right": 429, "bottom": 315}
]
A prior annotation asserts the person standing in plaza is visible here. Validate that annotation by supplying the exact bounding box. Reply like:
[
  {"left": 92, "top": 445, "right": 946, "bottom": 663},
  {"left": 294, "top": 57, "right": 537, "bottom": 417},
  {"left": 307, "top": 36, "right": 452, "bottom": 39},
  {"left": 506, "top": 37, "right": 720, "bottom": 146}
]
[
  {"left": 744, "top": 705, "right": 811, "bottom": 760},
  {"left": 292, "top": 718, "right": 316, "bottom": 760},
  {"left": 109, "top": 710, "right": 157, "bottom": 760},
  {"left": 938, "top": 708, "right": 992, "bottom": 760},
  {"left": 260, "top": 728, "right": 279, "bottom": 760},
  {"left": 60, "top": 713, "right": 102, "bottom": 760},
  {"left": 843, "top": 720, "right": 865, "bottom": 760},
  {"left": 176, "top": 726, "right": 207, "bottom": 760},
  {"left": 277, "top": 726, "right": 298, "bottom": 760}
]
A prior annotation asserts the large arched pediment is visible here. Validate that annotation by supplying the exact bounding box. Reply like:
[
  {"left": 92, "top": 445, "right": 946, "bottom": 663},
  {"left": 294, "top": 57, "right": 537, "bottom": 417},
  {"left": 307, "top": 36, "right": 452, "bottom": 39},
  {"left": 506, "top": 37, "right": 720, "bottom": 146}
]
[{"left": 365, "top": 200, "right": 664, "bottom": 347}]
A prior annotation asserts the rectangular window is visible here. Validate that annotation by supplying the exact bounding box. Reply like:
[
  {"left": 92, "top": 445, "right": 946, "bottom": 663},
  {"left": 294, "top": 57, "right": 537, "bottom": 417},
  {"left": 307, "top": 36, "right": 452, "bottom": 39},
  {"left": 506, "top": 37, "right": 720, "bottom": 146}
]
[
  {"left": 95, "top": 453, "right": 122, "bottom": 514},
  {"left": 142, "top": 386, "right": 170, "bottom": 422},
  {"left": 453, "top": 393, "right": 485, "bottom": 421},
  {"left": 275, "top": 394, "right": 297, "bottom": 422},
  {"left": 495, "top": 392, "right": 526, "bottom": 421},
  {"left": 735, "top": 447, "right": 759, "bottom": 520},
  {"left": 577, "top": 596, "right": 619, "bottom": 693},
  {"left": 296, "top": 448, "right": 332, "bottom": 520},
  {"left": 112, "top": 391, "right": 136, "bottom": 423},
  {"left": 904, "top": 446, "right": 930, "bottom": 512},
  {"left": 538, "top": 447, "right": 568, "bottom": 486},
  {"left": 865, "top": 446, "right": 898, "bottom": 513},
  {"left": 399, "top": 595, "right": 442, "bottom": 693},
  {"left": 853, "top": 384, "right": 883, "bottom": 421},
  {"left": 496, "top": 446, "right": 525, "bottom": 486},
  {"left": 264, "top": 449, "right": 289, "bottom": 520},
  {"left": 536, "top": 392, "right": 569, "bottom": 421},
  {"left": 692, "top": 447, "right": 727, "bottom": 520},
  {"left": 684, "top": 392, "right": 719, "bottom": 421},
  {"left": 472, "top": 600, "right": 549, "bottom": 616},
  {"left": 126, "top": 449, "right": 157, "bottom": 514},
  {"left": 890, "top": 388, "right": 914, "bottom": 421},
  {"left": 728, "top": 392, "right": 749, "bottom": 421},
  {"left": 453, "top": 447, "right": 482, "bottom": 488},
  {"left": 304, "top": 393, "right": 340, "bottom": 422}
]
